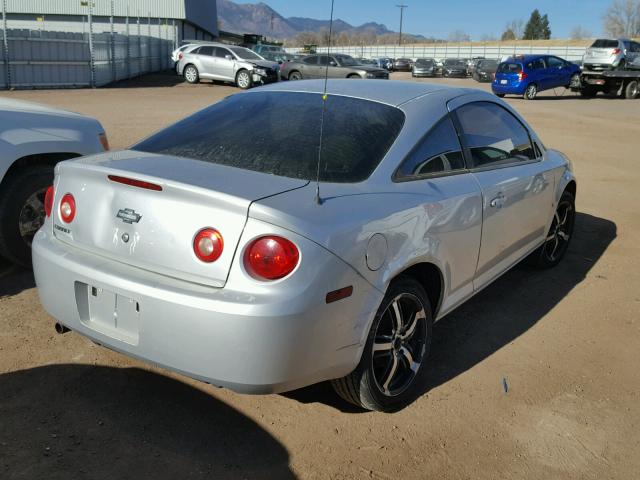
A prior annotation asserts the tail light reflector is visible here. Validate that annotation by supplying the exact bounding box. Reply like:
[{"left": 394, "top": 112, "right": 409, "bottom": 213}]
[
  {"left": 612, "top": 48, "right": 621, "bottom": 55},
  {"left": 518, "top": 72, "right": 528, "bottom": 82},
  {"left": 60, "top": 193, "right": 76, "bottom": 223},
  {"left": 244, "top": 236, "right": 299, "bottom": 280},
  {"left": 44, "top": 186, "right": 54, "bottom": 217},
  {"left": 178, "top": 52, "right": 184, "bottom": 60},
  {"left": 108, "top": 175, "right": 162, "bottom": 191},
  {"left": 193, "top": 228, "right": 224, "bottom": 263}
]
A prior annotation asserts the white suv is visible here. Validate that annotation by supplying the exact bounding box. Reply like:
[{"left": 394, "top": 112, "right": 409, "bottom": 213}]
[
  {"left": 0, "top": 98, "right": 107, "bottom": 266},
  {"left": 583, "top": 38, "right": 640, "bottom": 71}
]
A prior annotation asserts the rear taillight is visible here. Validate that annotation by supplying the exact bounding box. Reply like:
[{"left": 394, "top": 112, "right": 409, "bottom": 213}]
[
  {"left": 178, "top": 52, "right": 184, "bottom": 60},
  {"left": 612, "top": 48, "right": 621, "bottom": 55},
  {"left": 59, "top": 193, "right": 76, "bottom": 223},
  {"left": 44, "top": 186, "right": 54, "bottom": 217},
  {"left": 193, "top": 228, "right": 224, "bottom": 263},
  {"left": 518, "top": 72, "right": 528, "bottom": 82},
  {"left": 244, "top": 236, "right": 299, "bottom": 281}
]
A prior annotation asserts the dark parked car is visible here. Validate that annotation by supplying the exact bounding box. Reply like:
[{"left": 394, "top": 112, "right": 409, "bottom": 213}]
[
  {"left": 392, "top": 58, "right": 412, "bottom": 72},
  {"left": 375, "top": 58, "right": 394, "bottom": 70},
  {"left": 492, "top": 54, "right": 581, "bottom": 100},
  {"left": 442, "top": 58, "right": 468, "bottom": 77},
  {"left": 473, "top": 59, "right": 499, "bottom": 82},
  {"left": 357, "top": 58, "right": 378, "bottom": 66},
  {"left": 467, "top": 57, "right": 485, "bottom": 76},
  {"left": 412, "top": 58, "right": 437, "bottom": 77},
  {"left": 281, "top": 54, "right": 389, "bottom": 80}
]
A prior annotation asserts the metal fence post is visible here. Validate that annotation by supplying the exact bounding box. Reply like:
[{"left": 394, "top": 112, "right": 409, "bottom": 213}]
[
  {"left": 126, "top": 8, "right": 130, "bottom": 79},
  {"left": 88, "top": 0, "right": 95, "bottom": 87},
  {"left": 137, "top": 15, "right": 141, "bottom": 75},
  {"left": 147, "top": 13, "right": 151, "bottom": 73},
  {"left": 110, "top": 0, "right": 116, "bottom": 82},
  {"left": 2, "top": 0, "right": 10, "bottom": 89}
]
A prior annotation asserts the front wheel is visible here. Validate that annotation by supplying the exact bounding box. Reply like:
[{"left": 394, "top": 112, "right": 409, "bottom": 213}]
[
  {"left": 0, "top": 166, "right": 54, "bottom": 266},
  {"left": 495, "top": 93, "right": 505, "bottom": 98},
  {"left": 236, "top": 69, "right": 252, "bottom": 89},
  {"left": 288, "top": 71, "right": 302, "bottom": 81},
  {"left": 332, "top": 276, "right": 433, "bottom": 412},
  {"left": 526, "top": 190, "right": 575, "bottom": 268},
  {"left": 524, "top": 83, "right": 538, "bottom": 100},
  {"left": 624, "top": 80, "right": 639, "bottom": 99}
]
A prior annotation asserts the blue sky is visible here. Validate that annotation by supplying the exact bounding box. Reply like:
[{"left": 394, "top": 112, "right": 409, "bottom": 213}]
[{"left": 233, "top": 0, "right": 609, "bottom": 39}]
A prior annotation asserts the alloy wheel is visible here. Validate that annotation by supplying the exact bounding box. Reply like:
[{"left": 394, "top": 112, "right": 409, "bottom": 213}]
[
  {"left": 544, "top": 199, "right": 573, "bottom": 262},
  {"left": 185, "top": 67, "right": 197, "bottom": 83},
  {"left": 371, "top": 293, "right": 428, "bottom": 397},
  {"left": 18, "top": 187, "right": 47, "bottom": 246},
  {"left": 237, "top": 71, "right": 251, "bottom": 89}
]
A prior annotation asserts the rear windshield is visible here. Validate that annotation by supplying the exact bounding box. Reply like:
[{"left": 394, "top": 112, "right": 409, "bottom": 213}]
[
  {"left": 591, "top": 39, "right": 618, "bottom": 48},
  {"left": 478, "top": 60, "right": 498, "bottom": 70},
  {"left": 415, "top": 59, "right": 434, "bottom": 66},
  {"left": 133, "top": 92, "right": 405, "bottom": 183},
  {"left": 497, "top": 62, "right": 522, "bottom": 73}
]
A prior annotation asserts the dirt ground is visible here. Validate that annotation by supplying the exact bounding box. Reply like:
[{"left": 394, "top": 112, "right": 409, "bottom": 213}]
[{"left": 1, "top": 72, "right": 639, "bottom": 480}]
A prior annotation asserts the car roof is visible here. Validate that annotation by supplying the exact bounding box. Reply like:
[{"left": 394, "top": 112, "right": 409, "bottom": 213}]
[{"left": 255, "top": 79, "right": 478, "bottom": 107}]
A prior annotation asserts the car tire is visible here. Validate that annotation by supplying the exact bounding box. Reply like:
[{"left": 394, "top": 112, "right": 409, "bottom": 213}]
[
  {"left": 524, "top": 83, "right": 538, "bottom": 100},
  {"left": 347, "top": 74, "right": 361, "bottom": 79},
  {"left": 288, "top": 71, "right": 302, "bottom": 81},
  {"left": 183, "top": 65, "right": 199, "bottom": 84},
  {"left": 495, "top": 93, "right": 506, "bottom": 98},
  {"left": 236, "top": 69, "right": 252, "bottom": 90},
  {"left": 567, "top": 73, "right": 581, "bottom": 89},
  {"left": 0, "top": 166, "right": 54, "bottom": 267},
  {"left": 624, "top": 80, "right": 639, "bottom": 99},
  {"left": 332, "top": 276, "right": 433, "bottom": 412},
  {"left": 526, "top": 190, "right": 575, "bottom": 269}
]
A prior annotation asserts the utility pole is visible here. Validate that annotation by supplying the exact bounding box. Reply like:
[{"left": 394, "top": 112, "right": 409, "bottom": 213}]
[{"left": 396, "top": 4, "right": 408, "bottom": 46}]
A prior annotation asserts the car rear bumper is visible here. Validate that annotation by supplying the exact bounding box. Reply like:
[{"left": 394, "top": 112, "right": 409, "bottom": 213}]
[
  {"left": 33, "top": 229, "right": 381, "bottom": 394},
  {"left": 491, "top": 82, "right": 526, "bottom": 95}
]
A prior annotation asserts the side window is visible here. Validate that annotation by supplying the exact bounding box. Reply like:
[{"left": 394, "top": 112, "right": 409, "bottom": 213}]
[
  {"left": 526, "top": 59, "right": 545, "bottom": 70},
  {"left": 200, "top": 46, "right": 216, "bottom": 56},
  {"left": 214, "top": 47, "right": 231, "bottom": 58},
  {"left": 547, "top": 56, "right": 564, "bottom": 68},
  {"left": 303, "top": 55, "right": 318, "bottom": 65},
  {"left": 455, "top": 102, "right": 536, "bottom": 169},
  {"left": 631, "top": 42, "right": 640, "bottom": 53},
  {"left": 396, "top": 115, "right": 466, "bottom": 179},
  {"left": 318, "top": 55, "right": 330, "bottom": 66}
]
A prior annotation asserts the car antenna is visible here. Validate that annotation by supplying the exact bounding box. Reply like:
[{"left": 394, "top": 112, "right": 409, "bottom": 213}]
[{"left": 314, "top": 0, "right": 335, "bottom": 205}]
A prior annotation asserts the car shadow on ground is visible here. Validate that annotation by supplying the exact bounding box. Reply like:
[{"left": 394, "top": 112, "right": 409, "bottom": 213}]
[
  {"left": 0, "top": 259, "right": 34, "bottom": 299},
  {"left": 0, "top": 365, "right": 294, "bottom": 480},
  {"left": 286, "top": 212, "right": 617, "bottom": 412},
  {"left": 104, "top": 71, "right": 239, "bottom": 90}
]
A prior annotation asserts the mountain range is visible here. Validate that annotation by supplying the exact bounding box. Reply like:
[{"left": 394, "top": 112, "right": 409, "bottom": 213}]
[{"left": 216, "top": 0, "right": 420, "bottom": 40}]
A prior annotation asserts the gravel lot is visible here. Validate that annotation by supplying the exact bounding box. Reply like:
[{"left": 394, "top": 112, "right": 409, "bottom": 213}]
[{"left": 1, "top": 71, "right": 639, "bottom": 480}]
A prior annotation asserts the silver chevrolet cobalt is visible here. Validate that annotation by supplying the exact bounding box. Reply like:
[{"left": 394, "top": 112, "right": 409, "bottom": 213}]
[{"left": 33, "top": 81, "right": 576, "bottom": 412}]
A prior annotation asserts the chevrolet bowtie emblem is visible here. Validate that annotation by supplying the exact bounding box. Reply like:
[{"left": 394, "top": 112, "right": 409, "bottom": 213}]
[{"left": 116, "top": 208, "right": 142, "bottom": 224}]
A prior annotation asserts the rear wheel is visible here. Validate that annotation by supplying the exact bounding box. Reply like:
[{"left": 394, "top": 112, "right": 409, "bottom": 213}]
[
  {"left": 625, "top": 80, "right": 639, "bottom": 99},
  {"left": 0, "top": 166, "right": 53, "bottom": 266},
  {"left": 236, "top": 69, "right": 252, "bottom": 89},
  {"left": 524, "top": 83, "right": 538, "bottom": 100},
  {"left": 183, "top": 65, "right": 199, "bottom": 84},
  {"left": 495, "top": 93, "right": 505, "bottom": 98},
  {"left": 332, "top": 276, "right": 433, "bottom": 412},
  {"left": 288, "top": 71, "right": 302, "bottom": 81},
  {"left": 568, "top": 73, "right": 581, "bottom": 89},
  {"left": 347, "top": 73, "right": 361, "bottom": 79},
  {"left": 526, "top": 190, "right": 575, "bottom": 269}
]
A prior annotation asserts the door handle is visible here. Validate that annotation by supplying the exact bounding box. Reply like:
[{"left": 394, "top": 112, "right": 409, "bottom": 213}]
[{"left": 489, "top": 194, "right": 505, "bottom": 208}]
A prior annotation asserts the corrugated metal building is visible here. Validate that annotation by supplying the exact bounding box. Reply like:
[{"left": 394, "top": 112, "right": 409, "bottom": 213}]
[{"left": 1, "top": 0, "right": 219, "bottom": 88}]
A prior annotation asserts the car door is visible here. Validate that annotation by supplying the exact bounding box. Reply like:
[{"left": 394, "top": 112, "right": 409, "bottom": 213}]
[
  {"left": 213, "top": 47, "right": 236, "bottom": 81},
  {"left": 394, "top": 114, "right": 483, "bottom": 315},
  {"left": 300, "top": 55, "right": 320, "bottom": 78},
  {"left": 546, "top": 56, "right": 569, "bottom": 88},
  {"left": 449, "top": 99, "right": 555, "bottom": 290},
  {"left": 526, "top": 58, "right": 548, "bottom": 90},
  {"left": 316, "top": 55, "right": 341, "bottom": 78},
  {"left": 193, "top": 46, "right": 217, "bottom": 79}
]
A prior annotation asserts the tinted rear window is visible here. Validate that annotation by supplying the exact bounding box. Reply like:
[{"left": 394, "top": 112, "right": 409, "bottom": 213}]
[
  {"left": 497, "top": 62, "right": 522, "bottom": 73},
  {"left": 591, "top": 39, "right": 619, "bottom": 48},
  {"left": 133, "top": 92, "right": 405, "bottom": 183}
]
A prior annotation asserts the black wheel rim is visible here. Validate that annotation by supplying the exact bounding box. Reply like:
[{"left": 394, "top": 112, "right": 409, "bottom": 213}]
[
  {"left": 544, "top": 199, "right": 574, "bottom": 262},
  {"left": 18, "top": 187, "right": 47, "bottom": 246},
  {"left": 371, "top": 293, "right": 428, "bottom": 397}
]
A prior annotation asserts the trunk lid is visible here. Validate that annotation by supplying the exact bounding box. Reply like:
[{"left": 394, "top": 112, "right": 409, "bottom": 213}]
[
  {"left": 52, "top": 151, "right": 308, "bottom": 287},
  {"left": 495, "top": 62, "right": 523, "bottom": 86}
]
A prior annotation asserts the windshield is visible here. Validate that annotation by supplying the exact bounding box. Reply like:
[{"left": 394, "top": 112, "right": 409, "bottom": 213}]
[
  {"left": 591, "top": 39, "right": 618, "bottom": 48},
  {"left": 415, "top": 59, "right": 434, "bottom": 66},
  {"left": 133, "top": 92, "right": 405, "bottom": 183},
  {"left": 229, "top": 47, "right": 263, "bottom": 61},
  {"left": 445, "top": 59, "right": 466, "bottom": 67},
  {"left": 336, "top": 55, "right": 358, "bottom": 66},
  {"left": 478, "top": 60, "right": 498, "bottom": 70}
]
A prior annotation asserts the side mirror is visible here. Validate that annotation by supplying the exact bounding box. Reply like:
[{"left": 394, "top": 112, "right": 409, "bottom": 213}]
[
  {"left": 225, "top": 54, "right": 233, "bottom": 60},
  {"left": 329, "top": 61, "right": 337, "bottom": 67}
]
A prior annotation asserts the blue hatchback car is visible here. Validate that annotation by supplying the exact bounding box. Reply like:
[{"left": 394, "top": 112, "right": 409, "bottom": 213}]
[{"left": 492, "top": 54, "right": 581, "bottom": 100}]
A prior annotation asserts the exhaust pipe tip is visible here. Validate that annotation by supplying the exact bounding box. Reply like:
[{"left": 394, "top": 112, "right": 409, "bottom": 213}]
[{"left": 55, "top": 323, "right": 70, "bottom": 335}]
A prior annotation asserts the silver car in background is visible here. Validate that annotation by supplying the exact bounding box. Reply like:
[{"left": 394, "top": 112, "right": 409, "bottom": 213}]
[
  {"left": 176, "top": 42, "right": 280, "bottom": 89},
  {"left": 33, "top": 81, "right": 576, "bottom": 412},
  {"left": 583, "top": 38, "right": 640, "bottom": 71}
]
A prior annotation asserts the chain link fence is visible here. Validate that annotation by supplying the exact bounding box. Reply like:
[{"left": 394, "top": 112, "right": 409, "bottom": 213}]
[{"left": 0, "top": 15, "right": 178, "bottom": 89}]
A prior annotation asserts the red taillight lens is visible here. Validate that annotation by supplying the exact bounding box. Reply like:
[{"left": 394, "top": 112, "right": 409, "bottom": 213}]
[
  {"left": 44, "top": 186, "right": 54, "bottom": 218},
  {"left": 193, "top": 228, "right": 224, "bottom": 263},
  {"left": 518, "top": 72, "right": 528, "bottom": 82},
  {"left": 108, "top": 175, "right": 162, "bottom": 191},
  {"left": 244, "top": 236, "right": 299, "bottom": 280},
  {"left": 612, "top": 48, "right": 621, "bottom": 55},
  {"left": 59, "top": 193, "right": 76, "bottom": 223},
  {"left": 178, "top": 52, "right": 184, "bottom": 60}
]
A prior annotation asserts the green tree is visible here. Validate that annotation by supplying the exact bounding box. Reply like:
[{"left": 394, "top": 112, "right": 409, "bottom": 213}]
[
  {"left": 523, "top": 9, "right": 551, "bottom": 40},
  {"left": 501, "top": 28, "right": 516, "bottom": 41}
]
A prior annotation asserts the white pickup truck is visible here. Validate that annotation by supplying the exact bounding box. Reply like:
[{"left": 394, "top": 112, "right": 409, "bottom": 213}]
[{"left": 0, "top": 98, "right": 108, "bottom": 266}]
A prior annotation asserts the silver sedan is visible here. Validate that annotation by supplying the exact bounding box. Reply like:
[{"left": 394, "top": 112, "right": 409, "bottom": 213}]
[{"left": 33, "top": 81, "right": 576, "bottom": 412}]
